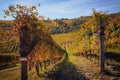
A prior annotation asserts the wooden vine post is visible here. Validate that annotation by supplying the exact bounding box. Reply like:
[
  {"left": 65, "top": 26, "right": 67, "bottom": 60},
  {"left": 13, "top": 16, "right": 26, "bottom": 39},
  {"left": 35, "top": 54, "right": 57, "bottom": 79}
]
[
  {"left": 20, "top": 26, "right": 31, "bottom": 80},
  {"left": 99, "top": 18, "right": 105, "bottom": 73}
]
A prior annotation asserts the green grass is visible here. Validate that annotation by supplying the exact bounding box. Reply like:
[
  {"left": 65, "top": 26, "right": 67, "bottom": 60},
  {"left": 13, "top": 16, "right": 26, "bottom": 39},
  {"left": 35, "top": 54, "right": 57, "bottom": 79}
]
[
  {"left": 51, "top": 32, "right": 78, "bottom": 44},
  {"left": 0, "top": 67, "right": 20, "bottom": 80}
]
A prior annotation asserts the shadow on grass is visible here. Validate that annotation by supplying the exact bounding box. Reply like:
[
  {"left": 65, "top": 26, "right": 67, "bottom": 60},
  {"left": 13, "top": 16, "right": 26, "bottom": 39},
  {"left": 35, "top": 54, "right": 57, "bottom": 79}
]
[
  {"left": 105, "top": 52, "right": 120, "bottom": 63},
  {"left": 46, "top": 52, "right": 89, "bottom": 80},
  {"left": 0, "top": 63, "right": 17, "bottom": 70},
  {"left": 105, "top": 52, "right": 120, "bottom": 77}
]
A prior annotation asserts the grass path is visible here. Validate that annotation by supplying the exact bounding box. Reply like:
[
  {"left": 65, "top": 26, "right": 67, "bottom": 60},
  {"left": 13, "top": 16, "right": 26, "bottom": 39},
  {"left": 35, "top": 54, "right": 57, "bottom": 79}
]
[
  {"left": 46, "top": 53, "right": 88, "bottom": 80},
  {"left": 43, "top": 52, "right": 120, "bottom": 80}
]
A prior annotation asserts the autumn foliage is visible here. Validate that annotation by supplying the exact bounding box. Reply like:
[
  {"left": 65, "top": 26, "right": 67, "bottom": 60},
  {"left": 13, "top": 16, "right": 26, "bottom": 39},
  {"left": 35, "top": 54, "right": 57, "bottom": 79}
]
[{"left": 3, "top": 4, "right": 64, "bottom": 73}]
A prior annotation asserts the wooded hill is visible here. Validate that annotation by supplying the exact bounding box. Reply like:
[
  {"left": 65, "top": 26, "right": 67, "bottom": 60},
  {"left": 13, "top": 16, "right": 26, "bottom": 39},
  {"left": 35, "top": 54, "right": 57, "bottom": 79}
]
[
  {"left": 51, "top": 12, "right": 120, "bottom": 34},
  {"left": 0, "top": 12, "right": 120, "bottom": 34}
]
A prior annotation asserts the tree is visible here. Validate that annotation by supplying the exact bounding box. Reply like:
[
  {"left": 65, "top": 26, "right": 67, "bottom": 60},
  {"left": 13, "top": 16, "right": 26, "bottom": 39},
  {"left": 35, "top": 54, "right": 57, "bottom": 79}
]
[
  {"left": 4, "top": 4, "right": 60, "bottom": 80},
  {"left": 4, "top": 4, "right": 43, "bottom": 80}
]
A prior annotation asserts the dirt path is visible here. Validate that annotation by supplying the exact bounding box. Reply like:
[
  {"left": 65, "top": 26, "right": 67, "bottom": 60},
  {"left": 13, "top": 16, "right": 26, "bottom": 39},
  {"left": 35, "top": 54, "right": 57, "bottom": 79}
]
[
  {"left": 46, "top": 53, "right": 89, "bottom": 80},
  {"left": 40, "top": 52, "right": 120, "bottom": 80}
]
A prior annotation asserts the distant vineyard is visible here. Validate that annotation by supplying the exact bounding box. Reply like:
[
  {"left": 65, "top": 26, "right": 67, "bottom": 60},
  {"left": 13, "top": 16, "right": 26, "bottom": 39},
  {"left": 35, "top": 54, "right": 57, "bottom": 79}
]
[
  {"left": 0, "top": 41, "right": 19, "bottom": 69},
  {"left": 0, "top": 42, "right": 19, "bottom": 53}
]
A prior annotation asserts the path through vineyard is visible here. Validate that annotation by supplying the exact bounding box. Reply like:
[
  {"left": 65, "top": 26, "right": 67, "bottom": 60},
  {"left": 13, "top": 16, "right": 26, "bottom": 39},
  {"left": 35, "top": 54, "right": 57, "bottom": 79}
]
[
  {"left": 45, "top": 52, "right": 89, "bottom": 80},
  {"left": 43, "top": 53, "right": 119, "bottom": 80},
  {"left": 0, "top": 53, "right": 95, "bottom": 80},
  {"left": 38, "top": 52, "right": 111, "bottom": 80},
  {"left": 0, "top": 53, "right": 119, "bottom": 80}
]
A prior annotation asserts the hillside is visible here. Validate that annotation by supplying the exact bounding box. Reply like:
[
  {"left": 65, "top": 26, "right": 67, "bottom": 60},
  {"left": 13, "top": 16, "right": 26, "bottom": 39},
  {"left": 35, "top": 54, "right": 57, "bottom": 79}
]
[
  {"left": 0, "top": 12, "right": 120, "bottom": 79},
  {"left": 0, "top": 12, "right": 120, "bottom": 34},
  {"left": 61, "top": 16, "right": 91, "bottom": 25}
]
